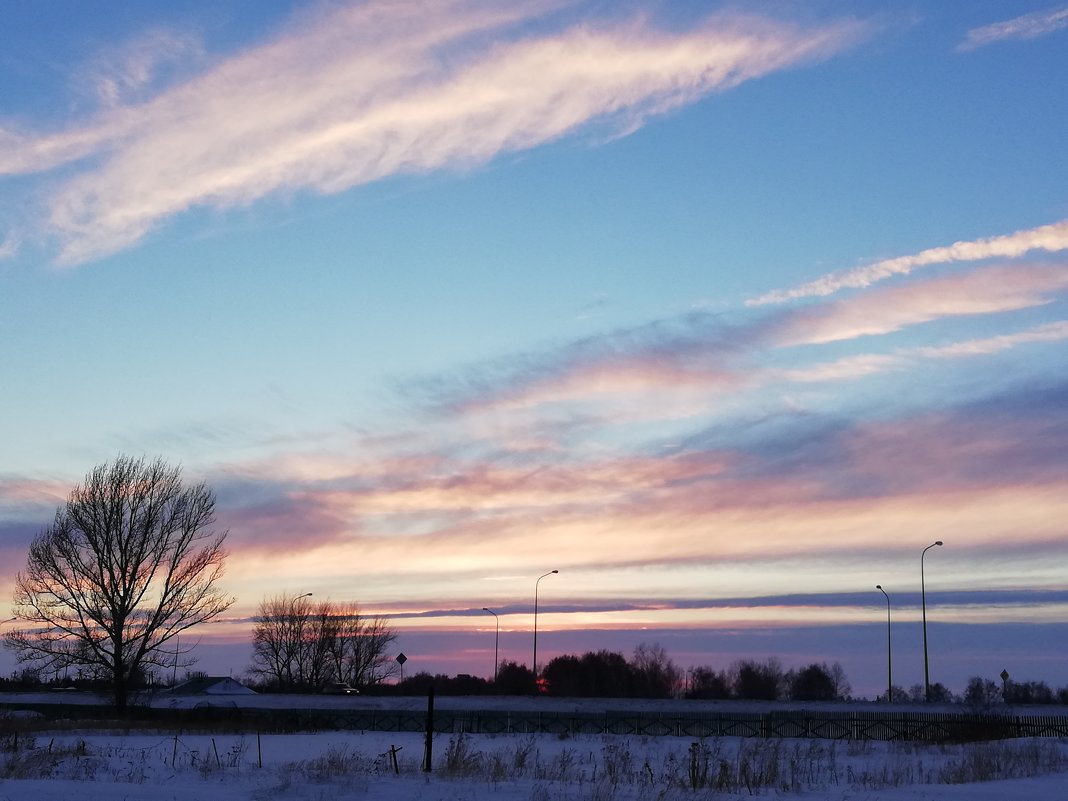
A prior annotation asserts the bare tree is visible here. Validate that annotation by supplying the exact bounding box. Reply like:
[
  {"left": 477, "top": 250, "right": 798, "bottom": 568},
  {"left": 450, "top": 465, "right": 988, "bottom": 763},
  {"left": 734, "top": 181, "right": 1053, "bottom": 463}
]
[
  {"left": 631, "top": 642, "right": 682, "bottom": 698},
  {"left": 323, "top": 603, "right": 398, "bottom": 687},
  {"left": 3, "top": 456, "right": 234, "bottom": 712},
  {"left": 249, "top": 593, "right": 320, "bottom": 691},
  {"left": 829, "top": 661, "right": 852, "bottom": 700},
  {"left": 250, "top": 597, "right": 397, "bottom": 690}
]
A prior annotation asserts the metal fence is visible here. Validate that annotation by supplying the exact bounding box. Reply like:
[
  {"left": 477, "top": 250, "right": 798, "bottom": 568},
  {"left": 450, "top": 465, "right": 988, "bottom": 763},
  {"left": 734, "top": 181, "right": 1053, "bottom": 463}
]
[{"left": 4, "top": 702, "right": 1067, "bottom": 742}]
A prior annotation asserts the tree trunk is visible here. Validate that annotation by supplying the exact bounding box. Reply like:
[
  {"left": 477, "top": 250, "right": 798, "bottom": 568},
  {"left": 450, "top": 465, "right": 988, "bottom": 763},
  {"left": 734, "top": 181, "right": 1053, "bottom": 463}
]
[{"left": 113, "top": 664, "right": 128, "bottom": 714}]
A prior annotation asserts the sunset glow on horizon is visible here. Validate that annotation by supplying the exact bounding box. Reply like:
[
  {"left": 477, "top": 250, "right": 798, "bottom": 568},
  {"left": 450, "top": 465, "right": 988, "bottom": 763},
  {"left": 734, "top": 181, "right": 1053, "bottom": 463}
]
[{"left": 2, "top": 0, "right": 1066, "bottom": 699}]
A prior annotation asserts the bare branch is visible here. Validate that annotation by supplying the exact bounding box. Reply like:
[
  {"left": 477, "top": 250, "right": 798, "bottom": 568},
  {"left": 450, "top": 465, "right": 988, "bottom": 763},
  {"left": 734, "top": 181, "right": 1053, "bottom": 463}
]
[{"left": 2, "top": 455, "right": 235, "bottom": 711}]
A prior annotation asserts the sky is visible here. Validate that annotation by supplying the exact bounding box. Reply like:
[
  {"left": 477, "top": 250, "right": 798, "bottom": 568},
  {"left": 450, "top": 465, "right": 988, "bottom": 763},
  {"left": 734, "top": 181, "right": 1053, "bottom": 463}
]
[{"left": 1, "top": 0, "right": 1066, "bottom": 699}]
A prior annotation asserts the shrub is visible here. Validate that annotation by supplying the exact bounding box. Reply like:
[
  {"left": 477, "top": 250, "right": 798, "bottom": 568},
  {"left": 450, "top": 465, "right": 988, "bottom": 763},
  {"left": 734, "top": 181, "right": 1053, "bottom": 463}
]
[
  {"left": 686, "top": 667, "right": 731, "bottom": 700},
  {"left": 788, "top": 664, "right": 837, "bottom": 702},
  {"left": 963, "top": 677, "right": 1002, "bottom": 710},
  {"left": 732, "top": 659, "right": 783, "bottom": 701},
  {"left": 494, "top": 661, "right": 535, "bottom": 695},
  {"left": 1003, "top": 680, "right": 1054, "bottom": 705}
]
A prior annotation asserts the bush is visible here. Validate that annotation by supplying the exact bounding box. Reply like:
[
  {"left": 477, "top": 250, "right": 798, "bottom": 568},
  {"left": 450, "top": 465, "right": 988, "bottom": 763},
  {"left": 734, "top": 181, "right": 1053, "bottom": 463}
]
[
  {"left": 393, "top": 672, "right": 492, "bottom": 696},
  {"left": 963, "top": 677, "right": 1002, "bottom": 709},
  {"left": 686, "top": 667, "right": 731, "bottom": 700},
  {"left": 1004, "top": 680, "right": 1054, "bottom": 705},
  {"left": 732, "top": 659, "right": 783, "bottom": 701},
  {"left": 494, "top": 661, "right": 535, "bottom": 695},
  {"left": 909, "top": 682, "right": 955, "bottom": 703},
  {"left": 788, "top": 664, "right": 836, "bottom": 702}
]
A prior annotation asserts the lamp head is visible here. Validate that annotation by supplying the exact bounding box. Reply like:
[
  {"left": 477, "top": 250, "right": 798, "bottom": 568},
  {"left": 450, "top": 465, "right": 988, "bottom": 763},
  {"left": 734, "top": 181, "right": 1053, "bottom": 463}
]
[
  {"left": 876, "top": 584, "right": 882, "bottom": 590},
  {"left": 551, "top": 569, "right": 559, "bottom": 574},
  {"left": 935, "top": 541, "right": 943, "bottom": 546}
]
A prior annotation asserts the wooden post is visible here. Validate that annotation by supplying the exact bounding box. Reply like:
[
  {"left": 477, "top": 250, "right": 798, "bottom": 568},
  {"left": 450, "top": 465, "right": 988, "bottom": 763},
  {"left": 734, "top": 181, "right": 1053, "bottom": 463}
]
[{"left": 422, "top": 685, "right": 435, "bottom": 772}]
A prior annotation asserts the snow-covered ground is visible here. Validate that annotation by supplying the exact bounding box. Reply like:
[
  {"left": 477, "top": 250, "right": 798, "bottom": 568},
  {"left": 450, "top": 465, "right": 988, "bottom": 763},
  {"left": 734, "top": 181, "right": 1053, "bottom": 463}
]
[
  {"left": 2, "top": 693, "right": 1067, "bottom": 800},
  {"left": 3, "top": 726, "right": 1067, "bottom": 800}
]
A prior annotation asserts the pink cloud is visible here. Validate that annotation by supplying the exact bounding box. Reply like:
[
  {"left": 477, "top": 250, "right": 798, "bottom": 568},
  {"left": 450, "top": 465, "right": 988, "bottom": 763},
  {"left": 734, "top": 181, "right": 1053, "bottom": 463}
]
[{"left": 773, "top": 263, "right": 1068, "bottom": 346}]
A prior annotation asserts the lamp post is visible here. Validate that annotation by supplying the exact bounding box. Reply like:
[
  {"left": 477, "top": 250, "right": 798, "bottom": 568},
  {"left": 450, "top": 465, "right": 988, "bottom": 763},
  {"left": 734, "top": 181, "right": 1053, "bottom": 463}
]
[
  {"left": 875, "top": 585, "right": 891, "bottom": 703},
  {"left": 482, "top": 608, "right": 499, "bottom": 682},
  {"left": 289, "top": 593, "right": 313, "bottom": 689},
  {"left": 532, "top": 570, "right": 558, "bottom": 682},
  {"left": 921, "top": 541, "right": 943, "bottom": 702}
]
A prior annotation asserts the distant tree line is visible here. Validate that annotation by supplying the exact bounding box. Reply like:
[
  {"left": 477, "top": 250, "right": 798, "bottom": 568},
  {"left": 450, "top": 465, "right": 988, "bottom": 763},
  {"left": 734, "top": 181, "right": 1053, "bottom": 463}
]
[
  {"left": 962, "top": 675, "right": 1066, "bottom": 709},
  {"left": 356, "top": 647, "right": 1068, "bottom": 706},
  {"left": 246, "top": 594, "right": 397, "bottom": 692},
  {"left": 540, "top": 643, "right": 682, "bottom": 698},
  {"left": 367, "top": 647, "right": 855, "bottom": 701},
  {"left": 685, "top": 658, "right": 851, "bottom": 702}
]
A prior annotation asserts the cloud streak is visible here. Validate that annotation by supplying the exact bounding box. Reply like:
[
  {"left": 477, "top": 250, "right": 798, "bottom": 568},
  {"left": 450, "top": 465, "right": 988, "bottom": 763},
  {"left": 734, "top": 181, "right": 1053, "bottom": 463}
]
[
  {"left": 0, "top": 233, "right": 20, "bottom": 261},
  {"left": 770, "top": 263, "right": 1068, "bottom": 346},
  {"left": 748, "top": 219, "right": 1068, "bottom": 305},
  {"left": 958, "top": 5, "right": 1068, "bottom": 51},
  {"left": 0, "top": 1, "right": 862, "bottom": 265},
  {"left": 412, "top": 260, "right": 1068, "bottom": 420},
  {"left": 195, "top": 374, "right": 1068, "bottom": 597}
]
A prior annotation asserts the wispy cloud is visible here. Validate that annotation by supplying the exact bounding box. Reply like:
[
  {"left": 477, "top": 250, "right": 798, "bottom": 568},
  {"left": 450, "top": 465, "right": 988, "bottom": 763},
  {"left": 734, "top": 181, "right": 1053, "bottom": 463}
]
[
  {"left": 0, "top": 233, "right": 21, "bottom": 260},
  {"left": 421, "top": 312, "right": 749, "bottom": 418},
  {"left": 775, "top": 320, "right": 1068, "bottom": 384},
  {"left": 770, "top": 263, "right": 1068, "bottom": 346},
  {"left": 749, "top": 219, "right": 1068, "bottom": 305},
  {"left": 0, "top": 2, "right": 863, "bottom": 265},
  {"left": 774, "top": 353, "right": 906, "bottom": 383},
  {"left": 82, "top": 28, "right": 207, "bottom": 108},
  {"left": 412, "top": 261, "right": 1068, "bottom": 421},
  {"left": 958, "top": 5, "right": 1068, "bottom": 51},
  {"left": 914, "top": 320, "right": 1068, "bottom": 358},
  {"left": 192, "top": 358, "right": 1068, "bottom": 580},
  {"left": 0, "top": 475, "right": 69, "bottom": 514}
]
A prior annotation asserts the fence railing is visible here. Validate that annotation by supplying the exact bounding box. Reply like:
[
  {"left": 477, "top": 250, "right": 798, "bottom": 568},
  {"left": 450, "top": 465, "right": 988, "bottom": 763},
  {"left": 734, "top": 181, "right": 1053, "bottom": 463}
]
[{"left": 3, "top": 702, "right": 1067, "bottom": 742}]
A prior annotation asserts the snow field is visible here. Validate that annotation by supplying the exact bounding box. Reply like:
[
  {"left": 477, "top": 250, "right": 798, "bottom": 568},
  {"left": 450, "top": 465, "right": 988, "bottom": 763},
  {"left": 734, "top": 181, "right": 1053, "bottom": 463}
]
[{"left": 2, "top": 726, "right": 1068, "bottom": 800}]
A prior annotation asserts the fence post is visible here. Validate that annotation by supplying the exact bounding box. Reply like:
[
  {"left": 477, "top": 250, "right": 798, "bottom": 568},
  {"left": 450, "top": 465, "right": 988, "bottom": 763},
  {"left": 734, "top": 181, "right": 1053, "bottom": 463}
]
[{"left": 422, "top": 685, "right": 435, "bottom": 773}]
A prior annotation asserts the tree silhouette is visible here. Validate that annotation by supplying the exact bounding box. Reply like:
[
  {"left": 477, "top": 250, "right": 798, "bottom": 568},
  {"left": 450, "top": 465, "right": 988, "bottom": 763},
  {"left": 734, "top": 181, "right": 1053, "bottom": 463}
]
[{"left": 4, "top": 456, "right": 233, "bottom": 712}]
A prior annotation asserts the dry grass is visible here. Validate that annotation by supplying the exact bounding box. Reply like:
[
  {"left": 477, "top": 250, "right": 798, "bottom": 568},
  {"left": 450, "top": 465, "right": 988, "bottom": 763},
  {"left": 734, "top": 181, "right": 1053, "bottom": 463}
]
[{"left": 2, "top": 718, "right": 1066, "bottom": 798}]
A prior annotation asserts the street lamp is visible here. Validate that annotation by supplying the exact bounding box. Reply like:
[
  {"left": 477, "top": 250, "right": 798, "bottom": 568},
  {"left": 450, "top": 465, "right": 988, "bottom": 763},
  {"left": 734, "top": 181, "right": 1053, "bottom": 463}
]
[
  {"left": 532, "top": 570, "right": 558, "bottom": 682},
  {"left": 921, "top": 541, "right": 943, "bottom": 702},
  {"left": 482, "top": 608, "right": 499, "bottom": 682},
  {"left": 875, "top": 585, "right": 891, "bottom": 703}
]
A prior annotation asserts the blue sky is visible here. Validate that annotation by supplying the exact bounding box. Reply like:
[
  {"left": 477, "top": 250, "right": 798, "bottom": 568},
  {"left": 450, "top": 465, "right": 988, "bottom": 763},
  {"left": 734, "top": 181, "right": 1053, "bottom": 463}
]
[{"left": 2, "top": 1, "right": 1067, "bottom": 696}]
